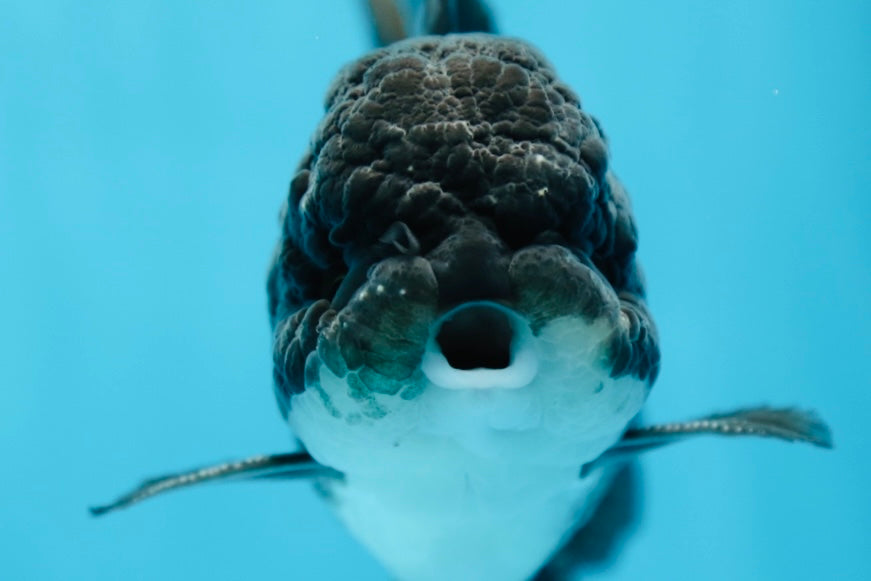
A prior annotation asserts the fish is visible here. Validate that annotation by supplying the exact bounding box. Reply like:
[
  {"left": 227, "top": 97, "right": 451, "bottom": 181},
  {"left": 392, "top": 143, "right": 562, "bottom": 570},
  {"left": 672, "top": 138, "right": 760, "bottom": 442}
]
[{"left": 91, "top": 1, "right": 833, "bottom": 580}]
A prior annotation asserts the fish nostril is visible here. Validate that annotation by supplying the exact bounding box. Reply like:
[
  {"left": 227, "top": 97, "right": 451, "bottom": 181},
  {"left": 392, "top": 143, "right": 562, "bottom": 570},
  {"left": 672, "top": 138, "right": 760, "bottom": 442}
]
[{"left": 436, "top": 305, "right": 512, "bottom": 370}]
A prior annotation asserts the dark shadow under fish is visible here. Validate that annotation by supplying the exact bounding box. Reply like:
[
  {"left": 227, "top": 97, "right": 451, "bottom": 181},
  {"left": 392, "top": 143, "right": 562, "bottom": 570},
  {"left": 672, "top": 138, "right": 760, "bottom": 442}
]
[{"left": 91, "top": 2, "right": 832, "bottom": 580}]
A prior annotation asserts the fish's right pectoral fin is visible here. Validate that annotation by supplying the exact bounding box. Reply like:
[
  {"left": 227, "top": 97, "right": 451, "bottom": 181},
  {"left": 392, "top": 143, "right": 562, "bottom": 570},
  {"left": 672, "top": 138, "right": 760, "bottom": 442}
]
[{"left": 89, "top": 451, "right": 340, "bottom": 517}]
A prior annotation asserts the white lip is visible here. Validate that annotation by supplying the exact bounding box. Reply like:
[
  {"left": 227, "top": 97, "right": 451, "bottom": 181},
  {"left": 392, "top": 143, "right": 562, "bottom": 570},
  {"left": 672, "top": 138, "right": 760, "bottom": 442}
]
[{"left": 421, "top": 302, "right": 539, "bottom": 390}]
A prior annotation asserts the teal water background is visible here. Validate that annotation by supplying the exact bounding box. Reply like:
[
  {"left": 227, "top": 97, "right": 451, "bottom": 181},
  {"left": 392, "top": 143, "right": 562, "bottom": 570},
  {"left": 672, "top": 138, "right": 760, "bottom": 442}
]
[{"left": 1, "top": 1, "right": 868, "bottom": 579}]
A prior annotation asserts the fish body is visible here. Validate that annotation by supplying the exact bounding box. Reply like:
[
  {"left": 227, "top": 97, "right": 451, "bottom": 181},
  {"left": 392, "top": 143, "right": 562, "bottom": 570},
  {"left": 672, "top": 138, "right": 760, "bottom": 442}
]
[
  {"left": 291, "top": 308, "right": 646, "bottom": 580},
  {"left": 90, "top": 4, "right": 831, "bottom": 580},
  {"left": 268, "top": 34, "right": 658, "bottom": 580}
]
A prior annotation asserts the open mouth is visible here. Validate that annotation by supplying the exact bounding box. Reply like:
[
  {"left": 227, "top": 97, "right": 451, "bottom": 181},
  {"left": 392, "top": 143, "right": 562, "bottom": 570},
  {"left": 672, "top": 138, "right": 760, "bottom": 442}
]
[
  {"left": 436, "top": 304, "right": 513, "bottom": 370},
  {"left": 422, "top": 302, "right": 539, "bottom": 389}
]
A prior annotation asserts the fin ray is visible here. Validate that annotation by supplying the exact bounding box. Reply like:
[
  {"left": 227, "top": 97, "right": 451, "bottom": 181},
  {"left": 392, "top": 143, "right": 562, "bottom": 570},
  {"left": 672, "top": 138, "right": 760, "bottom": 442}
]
[
  {"left": 584, "top": 406, "right": 833, "bottom": 476},
  {"left": 90, "top": 451, "right": 337, "bottom": 516},
  {"left": 623, "top": 406, "right": 833, "bottom": 449}
]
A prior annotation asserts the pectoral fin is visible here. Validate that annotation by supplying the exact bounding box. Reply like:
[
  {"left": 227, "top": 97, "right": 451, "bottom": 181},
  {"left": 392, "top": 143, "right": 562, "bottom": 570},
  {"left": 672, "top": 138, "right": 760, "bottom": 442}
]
[
  {"left": 90, "top": 451, "right": 338, "bottom": 517},
  {"left": 582, "top": 406, "right": 832, "bottom": 477}
]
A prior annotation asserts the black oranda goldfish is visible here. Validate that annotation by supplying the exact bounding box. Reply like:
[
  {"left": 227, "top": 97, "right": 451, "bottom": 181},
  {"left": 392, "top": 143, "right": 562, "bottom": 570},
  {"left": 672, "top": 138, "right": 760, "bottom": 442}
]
[{"left": 92, "top": 1, "right": 832, "bottom": 579}]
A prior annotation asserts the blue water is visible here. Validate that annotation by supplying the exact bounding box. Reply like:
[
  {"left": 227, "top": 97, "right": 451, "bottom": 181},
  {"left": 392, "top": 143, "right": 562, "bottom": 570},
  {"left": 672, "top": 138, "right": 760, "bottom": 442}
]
[{"left": 1, "top": 1, "right": 868, "bottom": 579}]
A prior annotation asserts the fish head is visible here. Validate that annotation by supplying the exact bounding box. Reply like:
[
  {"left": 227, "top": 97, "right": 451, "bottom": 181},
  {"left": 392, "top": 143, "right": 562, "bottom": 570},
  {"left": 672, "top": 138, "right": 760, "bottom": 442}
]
[{"left": 267, "top": 35, "right": 660, "bottom": 478}]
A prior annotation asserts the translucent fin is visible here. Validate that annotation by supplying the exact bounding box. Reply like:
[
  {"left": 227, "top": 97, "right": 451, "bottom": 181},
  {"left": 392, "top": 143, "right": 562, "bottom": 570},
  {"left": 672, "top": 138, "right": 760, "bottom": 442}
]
[
  {"left": 424, "top": 0, "right": 496, "bottom": 35},
  {"left": 90, "top": 451, "right": 338, "bottom": 517},
  {"left": 583, "top": 407, "right": 833, "bottom": 477},
  {"left": 367, "top": 0, "right": 408, "bottom": 46},
  {"left": 623, "top": 406, "right": 833, "bottom": 449},
  {"left": 535, "top": 463, "right": 641, "bottom": 580},
  {"left": 366, "top": 0, "right": 496, "bottom": 47}
]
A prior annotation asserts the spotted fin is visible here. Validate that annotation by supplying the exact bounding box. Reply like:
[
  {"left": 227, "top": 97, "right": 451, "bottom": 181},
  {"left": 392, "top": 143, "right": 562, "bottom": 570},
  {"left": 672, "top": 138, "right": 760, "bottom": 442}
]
[{"left": 89, "top": 451, "right": 337, "bottom": 517}]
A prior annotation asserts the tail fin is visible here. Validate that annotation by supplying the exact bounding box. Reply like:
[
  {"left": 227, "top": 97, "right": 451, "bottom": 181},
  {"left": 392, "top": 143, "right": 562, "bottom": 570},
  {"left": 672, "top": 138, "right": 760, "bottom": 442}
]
[
  {"left": 423, "top": 0, "right": 496, "bottom": 35},
  {"left": 366, "top": 0, "right": 496, "bottom": 46}
]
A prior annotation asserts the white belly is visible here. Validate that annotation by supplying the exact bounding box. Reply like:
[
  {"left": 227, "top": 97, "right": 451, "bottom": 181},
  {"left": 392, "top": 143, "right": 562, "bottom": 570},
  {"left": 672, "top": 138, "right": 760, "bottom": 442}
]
[
  {"left": 326, "top": 450, "right": 620, "bottom": 581},
  {"left": 288, "top": 314, "right": 648, "bottom": 580}
]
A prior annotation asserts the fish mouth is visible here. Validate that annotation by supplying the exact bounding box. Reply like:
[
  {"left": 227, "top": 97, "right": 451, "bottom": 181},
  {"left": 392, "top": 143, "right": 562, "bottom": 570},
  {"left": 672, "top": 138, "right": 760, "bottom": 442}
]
[{"left": 422, "top": 302, "right": 538, "bottom": 390}]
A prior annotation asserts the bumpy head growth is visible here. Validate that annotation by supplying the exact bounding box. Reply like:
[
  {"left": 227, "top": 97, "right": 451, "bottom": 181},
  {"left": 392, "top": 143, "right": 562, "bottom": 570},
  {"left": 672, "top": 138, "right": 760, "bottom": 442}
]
[{"left": 268, "top": 34, "right": 659, "bottom": 415}]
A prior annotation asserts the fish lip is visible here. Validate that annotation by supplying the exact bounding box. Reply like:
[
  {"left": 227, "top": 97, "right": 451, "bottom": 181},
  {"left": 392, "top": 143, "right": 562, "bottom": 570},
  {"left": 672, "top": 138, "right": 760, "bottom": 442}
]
[{"left": 421, "top": 301, "right": 539, "bottom": 390}]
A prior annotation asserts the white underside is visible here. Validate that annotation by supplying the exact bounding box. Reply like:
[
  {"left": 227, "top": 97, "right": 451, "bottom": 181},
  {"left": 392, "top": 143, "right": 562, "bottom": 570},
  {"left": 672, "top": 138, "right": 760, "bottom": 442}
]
[{"left": 288, "top": 312, "right": 647, "bottom": 581}]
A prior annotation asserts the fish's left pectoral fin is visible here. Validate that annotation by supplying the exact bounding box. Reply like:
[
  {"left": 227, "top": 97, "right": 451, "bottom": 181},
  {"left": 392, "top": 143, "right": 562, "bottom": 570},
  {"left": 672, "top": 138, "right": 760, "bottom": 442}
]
[
  {"left": 583, "top": 406, "right": 833, "bottom": 476},
  {"left": 89, "top": 451, "right": 339, "bottom": 517},
  {"left": 623, "top": 406, "right": 833, "bottom": 449}
]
